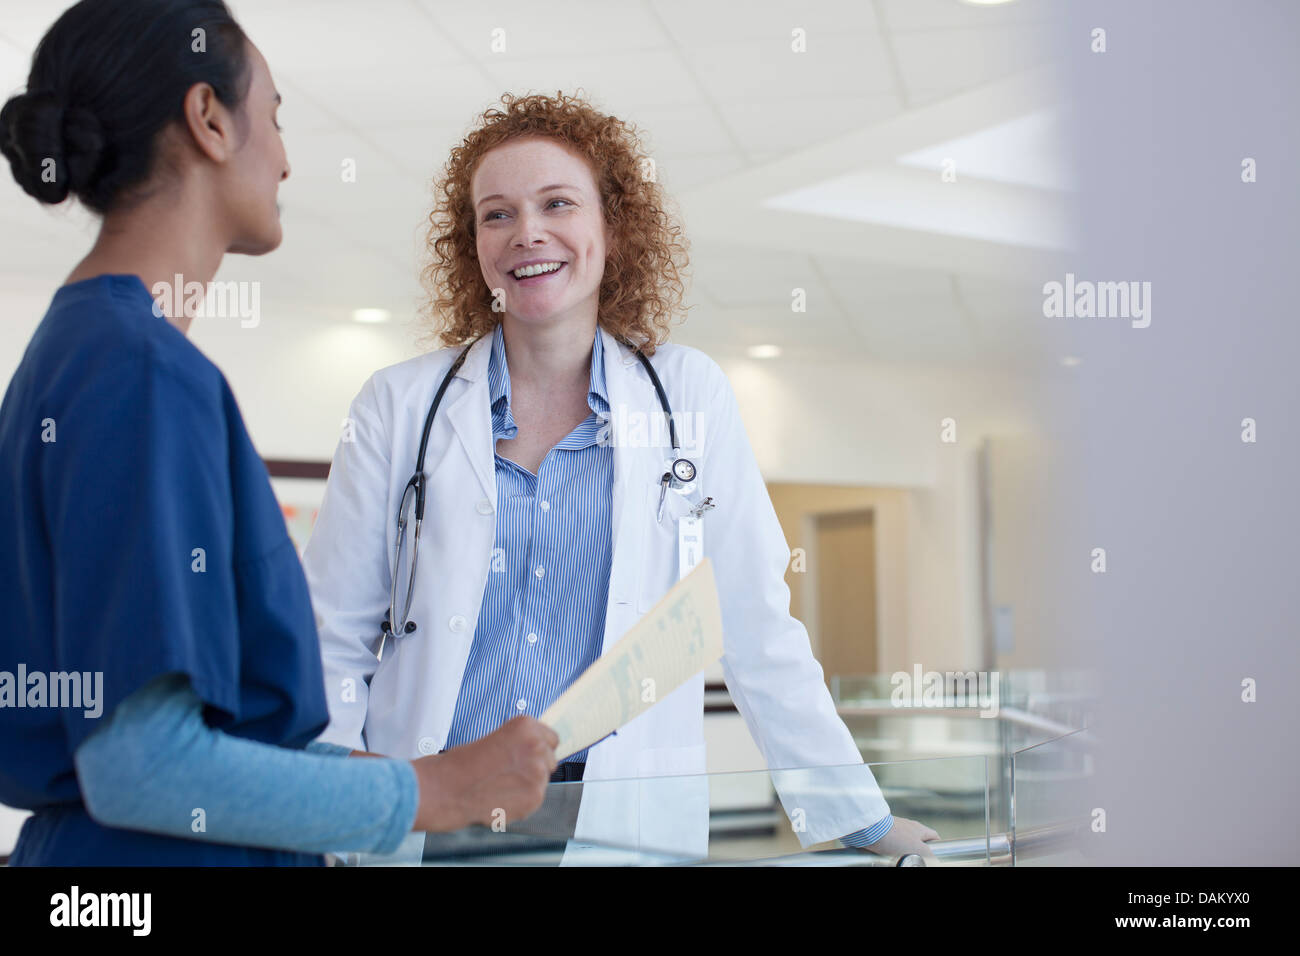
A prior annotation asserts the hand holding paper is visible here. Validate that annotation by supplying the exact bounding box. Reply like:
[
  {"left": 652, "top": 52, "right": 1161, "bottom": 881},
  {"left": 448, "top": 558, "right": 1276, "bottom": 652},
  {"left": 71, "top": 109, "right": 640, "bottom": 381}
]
[{"left": 541, "top": 558, "right": 724, "bottom": 760}]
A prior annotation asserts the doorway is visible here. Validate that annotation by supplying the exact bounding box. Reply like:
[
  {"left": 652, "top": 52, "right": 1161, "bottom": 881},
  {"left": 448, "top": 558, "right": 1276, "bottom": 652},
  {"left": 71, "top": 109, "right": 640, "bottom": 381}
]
[{"left": 811, "top": 509, "right": 879, "bottom": 679}]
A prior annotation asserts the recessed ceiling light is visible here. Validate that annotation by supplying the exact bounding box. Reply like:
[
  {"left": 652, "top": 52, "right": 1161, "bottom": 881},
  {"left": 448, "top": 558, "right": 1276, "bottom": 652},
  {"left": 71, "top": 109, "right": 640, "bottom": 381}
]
[
  {"left": 747, "top": 344, "right": 782, "bottom": 359},
  {"left": 896, "top": 108, "right": 1068, "bottom": 192},
  {"left": 352, "top": 308, "right": 391, "bottom": 324},
  {"left": 959, "top": 0, "right": 1018, "bottom": 7},
  {"left": 767, "top": 105, "right": 1069, "bottom": 250}
]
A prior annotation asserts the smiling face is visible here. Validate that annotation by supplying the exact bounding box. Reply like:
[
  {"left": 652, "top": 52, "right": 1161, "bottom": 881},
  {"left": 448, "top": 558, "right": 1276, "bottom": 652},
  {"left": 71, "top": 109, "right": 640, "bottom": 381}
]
[
  {"left": 471, "top": 135, "right": 613, "bottom": 331},
  {"left": 224, "top": 42, "right": 290, "bottom": 255}
]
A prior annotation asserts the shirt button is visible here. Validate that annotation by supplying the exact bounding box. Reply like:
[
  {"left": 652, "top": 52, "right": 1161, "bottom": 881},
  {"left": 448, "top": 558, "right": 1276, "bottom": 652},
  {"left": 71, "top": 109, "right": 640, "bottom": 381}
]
[
  {"left": 516, "top": 699, "right": 527, "bottom": 711},
  {"left": 417, "top": 737, "right": 438, "bottom": 755},
  {"left": 534, "top": 565, "right": 545, "bottom": 579},
  {"left": 476, "top": 498, "right": 493, "bottom": 515},
  {"left": 526, "top": 632, "right": 538, "bottom": 644},
  {"left": 448, "top": 615, "right": 467, "bottom": 632},
  {"left": 539, "top": 500, "right": 550, "bottom": 512}
]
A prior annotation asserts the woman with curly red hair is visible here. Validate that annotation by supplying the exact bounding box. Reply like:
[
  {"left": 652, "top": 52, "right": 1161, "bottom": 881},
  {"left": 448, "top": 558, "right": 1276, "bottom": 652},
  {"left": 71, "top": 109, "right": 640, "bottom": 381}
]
[{"left": 302, "top": 90, "right": 939, "bottom": 861}]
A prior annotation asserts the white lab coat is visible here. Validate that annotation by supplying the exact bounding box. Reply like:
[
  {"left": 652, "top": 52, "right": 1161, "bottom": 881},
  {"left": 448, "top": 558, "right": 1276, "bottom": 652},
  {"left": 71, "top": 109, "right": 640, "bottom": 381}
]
[{"left": 301, "top": 327, "right": 891, "bottom": 860}]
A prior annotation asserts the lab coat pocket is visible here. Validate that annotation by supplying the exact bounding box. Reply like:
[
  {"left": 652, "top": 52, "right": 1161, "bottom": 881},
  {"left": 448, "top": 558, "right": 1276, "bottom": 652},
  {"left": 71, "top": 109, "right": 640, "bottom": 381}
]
[{"left": 365, "top": 639, "right": 406, "bottom": 726}]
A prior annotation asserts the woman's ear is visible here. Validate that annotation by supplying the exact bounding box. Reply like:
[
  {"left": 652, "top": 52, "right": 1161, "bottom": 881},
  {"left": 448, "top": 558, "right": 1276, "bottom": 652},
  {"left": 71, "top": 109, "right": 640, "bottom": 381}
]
[{"left": 180, "top": 82, "right": 234, "bottom": 164}]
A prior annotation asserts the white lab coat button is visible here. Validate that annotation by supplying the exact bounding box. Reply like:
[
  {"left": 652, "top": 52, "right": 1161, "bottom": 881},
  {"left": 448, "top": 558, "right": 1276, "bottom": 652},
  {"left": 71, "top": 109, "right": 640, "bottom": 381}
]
[
  {"left": 516, "top": 699, "right": 527, "bottom": 711},
  {"left": 448, "top": 614, "right": 467, "bottom": 632},
  {"left": 476, "top": 498, "right": 493, "bottom": 515},
  {"left": 526, "top": 632, "right": 538, "bottom": 644},
  {"left": 534, "top": 565, "right": 545, "bottom": 579},
  {"left": 539, "top": 500, "right": 550, "bottom": 512},
  {"left": 417, "top": 737, "right": 437, "bottom": 755}
]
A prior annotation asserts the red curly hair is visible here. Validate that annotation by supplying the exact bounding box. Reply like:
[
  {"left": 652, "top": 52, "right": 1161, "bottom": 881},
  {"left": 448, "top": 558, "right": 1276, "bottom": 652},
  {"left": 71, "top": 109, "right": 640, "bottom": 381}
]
[{"left": 419, "top": 89, "right": 691, "bottom": 355}]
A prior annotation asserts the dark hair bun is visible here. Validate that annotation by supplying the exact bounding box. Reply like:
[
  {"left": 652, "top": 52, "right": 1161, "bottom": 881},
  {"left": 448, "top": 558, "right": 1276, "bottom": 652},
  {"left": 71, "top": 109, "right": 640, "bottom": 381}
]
[
  {"left": 1, "top": 0, "right": 249, "bottom": 215},
  {"left": 0, "top": 90, "right": 105, "bottom": 205}
]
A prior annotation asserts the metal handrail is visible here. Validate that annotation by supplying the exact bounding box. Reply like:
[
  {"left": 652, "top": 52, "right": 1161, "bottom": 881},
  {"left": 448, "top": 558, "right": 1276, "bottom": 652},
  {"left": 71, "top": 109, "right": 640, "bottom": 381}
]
[
  {"left": 692, "top": 820, "right": 1086, "bottom": 867},
  {"left": 692, "top": 835, "right": 1007, "bottom": 867},
  {"left": 834, "top": 701, "right": 1094, "bottom": 746}
]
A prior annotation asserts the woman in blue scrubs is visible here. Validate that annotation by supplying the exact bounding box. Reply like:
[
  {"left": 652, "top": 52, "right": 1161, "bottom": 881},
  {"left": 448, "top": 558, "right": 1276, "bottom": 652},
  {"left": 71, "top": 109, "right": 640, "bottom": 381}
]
[{"left": 0, "top": 0, "right": 556, "bottom": 866}]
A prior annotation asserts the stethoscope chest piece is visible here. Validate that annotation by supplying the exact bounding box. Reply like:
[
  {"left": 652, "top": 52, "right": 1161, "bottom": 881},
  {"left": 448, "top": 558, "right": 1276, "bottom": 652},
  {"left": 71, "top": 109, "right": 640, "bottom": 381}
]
[{"left": 657, "top": 457, "right": 705, "bottom": 524}]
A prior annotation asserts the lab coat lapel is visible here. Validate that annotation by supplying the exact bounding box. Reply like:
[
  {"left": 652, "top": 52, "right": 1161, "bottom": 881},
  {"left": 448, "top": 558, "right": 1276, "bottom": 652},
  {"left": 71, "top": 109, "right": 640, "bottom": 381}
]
[
  {"left": 600, "top": 327, "right": 657, "bottom": 650},
  {"left": 444, "top": 333, "right": 495, "bottom": 505}
]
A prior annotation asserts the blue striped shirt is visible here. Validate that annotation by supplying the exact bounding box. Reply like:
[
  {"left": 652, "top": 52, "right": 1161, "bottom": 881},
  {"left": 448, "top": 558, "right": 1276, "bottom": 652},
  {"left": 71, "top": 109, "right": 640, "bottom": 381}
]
[{"left": 443, "top": 323, "right": 612, "bottom": 765}]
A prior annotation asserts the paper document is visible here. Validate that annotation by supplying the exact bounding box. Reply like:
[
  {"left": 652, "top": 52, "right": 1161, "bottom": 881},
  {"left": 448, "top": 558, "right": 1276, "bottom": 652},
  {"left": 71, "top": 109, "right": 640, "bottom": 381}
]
[{"left": 541, "top": 558, "right": 724, "bottom": 760}]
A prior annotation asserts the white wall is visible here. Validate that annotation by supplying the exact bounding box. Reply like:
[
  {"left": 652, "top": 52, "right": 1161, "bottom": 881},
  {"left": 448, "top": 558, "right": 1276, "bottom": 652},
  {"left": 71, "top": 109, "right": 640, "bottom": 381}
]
[
  {"left": 716, "top": 353, "right": 1044, "bottom": 672},
  {"left": 189, "top": 314, "right": 421, "bottom": 461}
]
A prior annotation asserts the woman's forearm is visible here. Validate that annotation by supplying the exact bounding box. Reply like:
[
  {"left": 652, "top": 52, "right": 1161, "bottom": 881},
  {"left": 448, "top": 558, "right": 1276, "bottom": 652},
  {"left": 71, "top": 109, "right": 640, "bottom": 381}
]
[{"left": 75, "top": 673, "right": 418, "bottom": 855}]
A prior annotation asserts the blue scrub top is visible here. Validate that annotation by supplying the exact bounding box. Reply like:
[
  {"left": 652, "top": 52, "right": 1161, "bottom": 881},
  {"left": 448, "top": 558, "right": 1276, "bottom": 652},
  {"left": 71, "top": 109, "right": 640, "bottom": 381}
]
[{"left": 0, "top": 275, "right": 331, "bottom": 865}]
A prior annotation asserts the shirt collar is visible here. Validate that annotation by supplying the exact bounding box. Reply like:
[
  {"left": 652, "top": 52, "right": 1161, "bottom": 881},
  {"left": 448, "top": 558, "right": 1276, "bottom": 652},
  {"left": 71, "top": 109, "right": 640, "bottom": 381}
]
[{"left": 488, "top": 324, "right": 609, "bottom": 441}]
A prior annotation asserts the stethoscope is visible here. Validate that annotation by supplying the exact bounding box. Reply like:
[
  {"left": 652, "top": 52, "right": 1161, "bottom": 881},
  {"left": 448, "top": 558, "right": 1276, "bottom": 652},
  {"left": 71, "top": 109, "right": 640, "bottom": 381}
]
[{"left": 378, "top": 333, "right": 710, "bottom": 660}]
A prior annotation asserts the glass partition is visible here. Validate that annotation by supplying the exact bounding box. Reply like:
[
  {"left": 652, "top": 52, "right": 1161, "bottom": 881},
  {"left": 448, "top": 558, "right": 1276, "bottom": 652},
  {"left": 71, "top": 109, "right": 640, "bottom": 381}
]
[
  {"left": 347, "top": 753, "right": 993, "bottom": 867},
  {"left": 344, "top": 670, "right": 1097, "bottom": 867},
  {"left": 829, "top": 667, "right": 1096, "bottom": 842},
  {"left": 1011, "top": 728, "right": 1096, "bottom": 866}
]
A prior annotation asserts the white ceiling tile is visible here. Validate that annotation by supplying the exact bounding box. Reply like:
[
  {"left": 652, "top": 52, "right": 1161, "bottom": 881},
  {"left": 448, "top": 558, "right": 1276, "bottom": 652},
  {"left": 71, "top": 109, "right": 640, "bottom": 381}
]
[
  {"left": 879, "top": 0, "right": 1061, "bottom": 33},
  {"left": 692, "top": 249, "right": 829, "bottom": 309},
  {"left": 235, "top": 0, "right": 466, "bottom": 74},
  {"left": 277, "top": 68, "right": 502, "bottom": 132},
  {"left": 716, "top": 93, "right": 903, "bottom": 155},
  {"left": 268, "top": 75, "right": 349, "bottom": 134},
  {"left": 654, "top": 153, "right": 750, "bottom": 192},
  {"left": 281, "top": 129, "right": 406, "bottom": 197},
  {"left": 818, "top": 260, "right": 957, "bottom": 303},
  {"left": 363, "top": 125, "right": 462, "bottom": 181},
  {"left": 684, "top": 31, "right": 896, "bottom": 101},
  {"left": 482, "top": 49, "right": 704, "bottom": 110},
  {"left": 650, "top": 0, "right": 882, "bottom": 44},
  {"left": 235, "top": 0, "right": 490, "bottom": 132},
  {"left": 613, "top": 103, "right": 737, "bottom": 158},
  {"left": 891, "top": 23, "right": 1053, "bottom": 98},
  {"left": 416, "top": 0, "right": 671, "bottom": 58},
  {"left": 214, "top": 233, "right": 418, "bottom": 317}
]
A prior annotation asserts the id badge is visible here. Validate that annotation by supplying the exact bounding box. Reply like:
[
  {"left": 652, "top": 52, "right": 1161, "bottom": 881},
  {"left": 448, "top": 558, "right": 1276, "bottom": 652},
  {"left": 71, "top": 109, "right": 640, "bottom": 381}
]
[{"left": 677, "top": 514, "right": 703, "bottom": 580}]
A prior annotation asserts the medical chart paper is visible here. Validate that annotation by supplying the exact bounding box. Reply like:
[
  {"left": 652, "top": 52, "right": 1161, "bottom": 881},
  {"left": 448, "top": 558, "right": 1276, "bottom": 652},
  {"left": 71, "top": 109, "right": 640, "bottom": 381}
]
[{"left": 541, "top": 558, "right": 723, "bottom": 761}]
